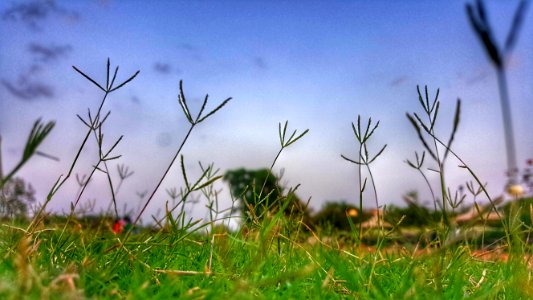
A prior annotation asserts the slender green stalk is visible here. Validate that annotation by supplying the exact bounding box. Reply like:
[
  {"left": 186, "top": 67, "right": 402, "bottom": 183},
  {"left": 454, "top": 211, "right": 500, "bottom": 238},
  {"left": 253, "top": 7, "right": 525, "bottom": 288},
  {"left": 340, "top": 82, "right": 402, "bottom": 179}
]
[
  {"left": 423, "top": 129, "right": 511, "bottom": 247},
  {"left": 27, "top": 93, "right": 108, "bottom": 233},
  {"left": 255, "top": 121, "right": 308, "bottom": 216},
  {"left": 132, "top": 124, "right": 195, "bottom": 227},
  {"left": 125, "top": 80, "right": 231, "bottom": 240},
  {"left": 342, "top": 116, "right": 386, "bottom": 246},
  {"left": 28, "top": 59, "right": 139, "bottom": 232},
  {"left": 358, "top": 143, "right": 364, "bottom": 243}
]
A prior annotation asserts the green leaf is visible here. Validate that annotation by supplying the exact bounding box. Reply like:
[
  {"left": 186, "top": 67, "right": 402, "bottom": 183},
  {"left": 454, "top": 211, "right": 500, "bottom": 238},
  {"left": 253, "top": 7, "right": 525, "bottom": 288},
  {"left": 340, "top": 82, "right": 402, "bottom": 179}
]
[
  {"left": 341, "top": 154, "right": 358, "bottom": 164},
  {"left": 406, "top": 113, "right": 437, "bottom": 161},
  {"left": 180, "top": 155, "right": 190, "bottom": 191},
  {"left": 193, "top": 175, "right": 223, "bottom": 191},
  {"left": 444, "top": 99, "right": 461, "bottom": 161},
  {"left": 197, "top": 97, "right": 232, "bottom": 123},
  {"left": 195, "top": 94, "right": 209, "bottom": 122},
  {"left": 109, "top": 70, "right": 140, "bottom": 92},
  {"left": 285, "top": 128, "right": 309, "bottom": 147},
  {"left": 177, "top": 81, "right": 193, "bottom": 124}
]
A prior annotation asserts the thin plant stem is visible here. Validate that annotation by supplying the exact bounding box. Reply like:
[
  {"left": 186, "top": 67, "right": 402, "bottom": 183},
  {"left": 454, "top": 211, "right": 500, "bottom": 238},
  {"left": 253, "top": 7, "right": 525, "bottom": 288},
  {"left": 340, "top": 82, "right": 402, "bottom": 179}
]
[
  {"left": 418, "top": 168, "right": 437, "bottom": 212},
  {"left": 132, "top": 124, "right": 195, "bottom": 228},
  {"left": 425, "top": 131, "right": 511, "bottom": 247},
  {"left": 258, "top": 148, "right": 283, "bottom": 201},
  {"left": 28, "top": 92, "right": 110, "bottom": 232},
  {"left": 364, "top": 163, "right": 380, "bottom": 230},
  {"left": 425, "top": 104, "right": 449, "bottom": 225},
  {"left": 358, "top": 143, "right": 364, "bottom": 245}
]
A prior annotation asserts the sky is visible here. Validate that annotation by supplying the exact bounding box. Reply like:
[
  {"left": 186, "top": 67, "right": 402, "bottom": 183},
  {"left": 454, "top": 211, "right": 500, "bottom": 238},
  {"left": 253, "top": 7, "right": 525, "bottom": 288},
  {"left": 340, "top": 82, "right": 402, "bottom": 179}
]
[{"left": 0, "top": 0, "right": 532, "bottom": 224}]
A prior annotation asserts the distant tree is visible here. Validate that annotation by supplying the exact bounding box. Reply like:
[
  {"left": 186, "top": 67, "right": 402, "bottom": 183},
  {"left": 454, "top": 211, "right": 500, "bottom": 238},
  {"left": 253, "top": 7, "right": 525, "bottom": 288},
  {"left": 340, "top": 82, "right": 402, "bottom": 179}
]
[
  {"left": 313, "top": 201, "right": 365, "bottom": 231},
  {"left": 384, "top": 191, "right": 440, "bottom": 227},
  {"left": 0, "top": 177, "right": 35, "bottom": 219},
  {"left": 223, "top": 168, "right": 310, "bottom": 224}
]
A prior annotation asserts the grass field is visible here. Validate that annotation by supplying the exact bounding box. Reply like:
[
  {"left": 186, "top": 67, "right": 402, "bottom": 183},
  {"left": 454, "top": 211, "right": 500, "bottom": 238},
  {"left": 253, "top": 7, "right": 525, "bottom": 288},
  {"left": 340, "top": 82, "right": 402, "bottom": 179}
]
[{"left": 1, "top": 214, "right": 532, "bottom": 299}]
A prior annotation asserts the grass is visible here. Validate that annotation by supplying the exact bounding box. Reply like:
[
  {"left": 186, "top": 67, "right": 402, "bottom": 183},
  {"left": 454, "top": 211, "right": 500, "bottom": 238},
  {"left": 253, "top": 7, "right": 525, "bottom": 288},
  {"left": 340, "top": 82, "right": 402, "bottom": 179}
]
[
  {"left": 0, "top": 218, "right": 532, "bottom": 299},
  {"left": 0, "top": 58, "right": 532, "bottom": 299}
]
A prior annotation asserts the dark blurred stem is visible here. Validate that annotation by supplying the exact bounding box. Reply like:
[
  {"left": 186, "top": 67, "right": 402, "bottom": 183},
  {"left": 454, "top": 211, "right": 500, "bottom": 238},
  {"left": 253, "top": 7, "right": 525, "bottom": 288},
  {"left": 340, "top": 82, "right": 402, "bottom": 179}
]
[{"left": 496, "top": 67, "right": 518, "bottom": 183}]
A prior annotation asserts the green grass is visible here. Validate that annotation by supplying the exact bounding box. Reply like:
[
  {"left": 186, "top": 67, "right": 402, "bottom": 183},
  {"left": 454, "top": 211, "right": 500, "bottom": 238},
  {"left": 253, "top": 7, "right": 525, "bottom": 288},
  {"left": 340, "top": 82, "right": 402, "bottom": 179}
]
[{"left": 0, "top": 218, "right": 532, "bottom": 299}]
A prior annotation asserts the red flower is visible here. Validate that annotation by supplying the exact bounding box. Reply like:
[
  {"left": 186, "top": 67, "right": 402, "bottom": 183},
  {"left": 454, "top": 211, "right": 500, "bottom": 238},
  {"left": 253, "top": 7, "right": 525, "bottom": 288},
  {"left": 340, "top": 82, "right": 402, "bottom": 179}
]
[{"left": 113, "top": 219, "right": 126, "bottom": 234}]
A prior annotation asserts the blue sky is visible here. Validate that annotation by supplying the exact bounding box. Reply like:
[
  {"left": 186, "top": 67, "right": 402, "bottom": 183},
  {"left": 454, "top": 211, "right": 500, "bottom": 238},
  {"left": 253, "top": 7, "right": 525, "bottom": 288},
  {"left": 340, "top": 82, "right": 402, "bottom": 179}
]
[{"left": 0, "top": 0, "right": 532, "bottom": 222}]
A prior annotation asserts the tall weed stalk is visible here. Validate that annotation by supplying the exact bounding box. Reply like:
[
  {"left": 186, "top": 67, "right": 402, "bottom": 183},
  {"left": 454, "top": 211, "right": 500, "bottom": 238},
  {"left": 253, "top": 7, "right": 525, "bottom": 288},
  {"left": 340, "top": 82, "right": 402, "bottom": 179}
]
[
  {"left": 28, "top": 59, "right": 139, "bottom": 233},
  {"left": 123, "top": 80, "right": 231, "bottom": 245},
  {"left": 341, "top": 115, "right": 386, "bottom": 246},
  {"left": 406, "top": 86, "right": 460, "bottom": 227}
]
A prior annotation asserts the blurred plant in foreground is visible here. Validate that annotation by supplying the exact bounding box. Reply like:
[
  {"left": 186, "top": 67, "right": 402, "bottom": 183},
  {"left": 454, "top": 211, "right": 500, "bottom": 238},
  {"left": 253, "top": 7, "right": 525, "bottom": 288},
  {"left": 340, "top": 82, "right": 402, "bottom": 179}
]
[{"left": 466, "top": 0, "right": 529, "bottom": 195}]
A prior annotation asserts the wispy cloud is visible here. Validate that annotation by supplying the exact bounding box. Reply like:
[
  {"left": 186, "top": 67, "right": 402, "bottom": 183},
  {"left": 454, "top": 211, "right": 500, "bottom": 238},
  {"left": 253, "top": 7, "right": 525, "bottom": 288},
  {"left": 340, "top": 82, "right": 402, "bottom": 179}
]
[
  {"left": 178, "top": 43, "right": 202, "bottom": 61},
  {"left": 466, "top": 70, "right": 490, "bottom": 86},
  {"left": 1, "top": 42, "right": 71, "bottom": 101},
  {"left": 2, "top": 0, "right": 79, "bottom": 31},
  {"left": 389, "top": 76, "right": 408, "bottom": 87},
  {"left": 253, "top": 57, "right": 268, "bottom": 70},
  {"left": 153, "top": 62, "right": 172, "bottom": 75},
  {"left": 1, "top": 78, "right": 54, "bottom": 101},
  {"left": 131, "top": 96, "right": 141, "bottom": 104},
  {"left": 156, "top": 132, "right": 172, "bottom": 148},
  {"left": 28, "top": 43, "right": 72, "bottom": 62},
  {"left": 1, "top": 64, "right": 54, "bottom": 101},
  {"left": 179, "top": 43, "right": 196, "bottom": 51}
]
